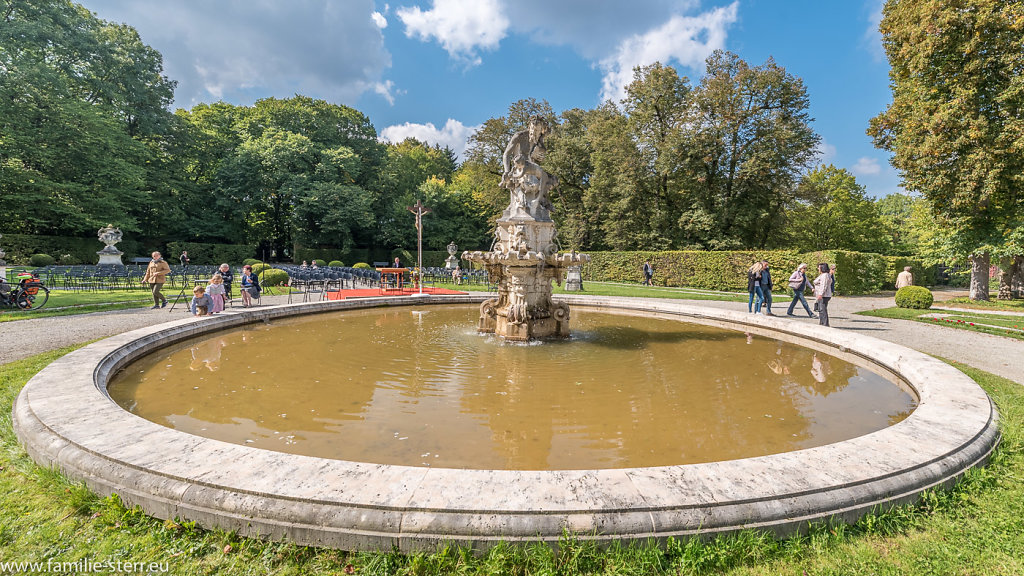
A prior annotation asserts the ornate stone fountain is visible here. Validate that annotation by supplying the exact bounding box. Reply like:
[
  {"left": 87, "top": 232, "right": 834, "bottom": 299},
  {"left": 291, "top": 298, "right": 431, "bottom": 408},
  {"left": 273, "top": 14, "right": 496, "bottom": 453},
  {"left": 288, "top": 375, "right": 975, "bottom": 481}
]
[{"left": 463, "top": 117, "right": 588, "bottom": 341}]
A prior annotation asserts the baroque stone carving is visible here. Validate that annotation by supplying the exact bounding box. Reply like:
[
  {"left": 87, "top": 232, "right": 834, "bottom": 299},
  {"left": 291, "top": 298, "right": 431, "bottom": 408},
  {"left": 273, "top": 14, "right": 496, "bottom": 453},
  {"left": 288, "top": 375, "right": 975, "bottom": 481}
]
[
  {"left": 463, "top": 116, "right": 588, "bottom": 341},
  {"left": 96, "top": 224, "right": 124, "bottom": 265}
]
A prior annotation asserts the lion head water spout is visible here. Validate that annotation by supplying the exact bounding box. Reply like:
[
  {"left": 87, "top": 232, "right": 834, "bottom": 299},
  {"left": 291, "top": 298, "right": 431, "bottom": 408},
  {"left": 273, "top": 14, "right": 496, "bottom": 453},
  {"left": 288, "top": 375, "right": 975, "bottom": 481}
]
[{"left": 464, "top": 116, "right": 588, "bottom": 341}]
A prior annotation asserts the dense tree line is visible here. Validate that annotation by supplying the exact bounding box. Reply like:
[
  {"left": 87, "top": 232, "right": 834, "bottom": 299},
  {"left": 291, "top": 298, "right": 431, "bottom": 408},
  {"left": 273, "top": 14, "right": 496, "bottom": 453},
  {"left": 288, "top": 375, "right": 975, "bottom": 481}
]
[{"left": 0, "top": 0, "right": 492, "bottom": 259}]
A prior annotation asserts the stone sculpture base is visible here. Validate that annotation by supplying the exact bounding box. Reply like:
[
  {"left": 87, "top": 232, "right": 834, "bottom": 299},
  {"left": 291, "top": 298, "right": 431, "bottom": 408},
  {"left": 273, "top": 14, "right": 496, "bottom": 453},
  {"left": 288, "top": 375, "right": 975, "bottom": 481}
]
[{"left": 97, "top": 250, "right": 124, "bottom": 266}]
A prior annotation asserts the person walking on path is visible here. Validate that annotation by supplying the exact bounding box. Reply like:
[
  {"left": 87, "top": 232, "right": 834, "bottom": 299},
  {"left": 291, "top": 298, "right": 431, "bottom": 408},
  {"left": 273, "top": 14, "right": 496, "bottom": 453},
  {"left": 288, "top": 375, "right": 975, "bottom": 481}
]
[
  {"left": 760, "top": 260, "right": 775, "bottom": 315},
  {"left": 786, "top": 263, "right": 816, "bottom": 318},
  {"left": 895, "top": 266, "right": 914, "bottom": 289},
  {"left": 642, "top": 260, "right": 653, "bottom": 286},
  {"left": 747, "top": 262, "right": 765, "bottom": 313},
  {"left": 142, "top": 251, "right": 170, "bottom": 309},
  {"left": 814, "top": 263, "right": 834, "bottom": 327}
]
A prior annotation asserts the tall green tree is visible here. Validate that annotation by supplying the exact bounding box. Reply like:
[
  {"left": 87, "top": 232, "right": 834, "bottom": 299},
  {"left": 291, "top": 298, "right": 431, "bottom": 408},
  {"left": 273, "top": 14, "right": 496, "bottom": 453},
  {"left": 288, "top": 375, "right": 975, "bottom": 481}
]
[
  {"left": 785, "top": 165, "right": 889, "bottom": 252},
  {"left": 376, "top": 138, "right": 457, "bottom": 248},
  {"left": 868, "top": 0, "right": 1024, "bottom": 300},
  {"left": 0, "top": 0, "right": 177, "bottom": 237},
  {"left": 679, "top": 50, "right": 820, "bottom": 249}
]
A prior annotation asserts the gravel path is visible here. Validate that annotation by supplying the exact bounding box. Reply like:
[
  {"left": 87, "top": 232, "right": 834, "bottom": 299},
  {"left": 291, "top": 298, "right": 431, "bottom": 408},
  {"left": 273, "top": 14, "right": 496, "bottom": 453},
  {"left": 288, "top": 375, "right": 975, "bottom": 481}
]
[{"left": 2, "top": 291, "right": 1022, "bottom": 386}]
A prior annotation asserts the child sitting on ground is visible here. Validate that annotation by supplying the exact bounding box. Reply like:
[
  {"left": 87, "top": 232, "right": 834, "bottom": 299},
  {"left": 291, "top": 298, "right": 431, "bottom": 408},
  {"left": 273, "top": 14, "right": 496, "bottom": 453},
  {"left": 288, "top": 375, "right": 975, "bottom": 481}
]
[
  {"left": 206, "top": 273, "right": 226, "bottom": 314},
  {"left": 190, "top": 285, "right": 213, "bottom": 316}
]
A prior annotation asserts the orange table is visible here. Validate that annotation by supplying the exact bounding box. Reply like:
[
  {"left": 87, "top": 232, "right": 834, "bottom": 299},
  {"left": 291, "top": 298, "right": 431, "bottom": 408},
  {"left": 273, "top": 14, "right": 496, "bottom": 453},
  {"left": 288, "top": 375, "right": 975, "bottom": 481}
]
[{"left": 376, "top": 267, "right": 408, "bottom": 293}]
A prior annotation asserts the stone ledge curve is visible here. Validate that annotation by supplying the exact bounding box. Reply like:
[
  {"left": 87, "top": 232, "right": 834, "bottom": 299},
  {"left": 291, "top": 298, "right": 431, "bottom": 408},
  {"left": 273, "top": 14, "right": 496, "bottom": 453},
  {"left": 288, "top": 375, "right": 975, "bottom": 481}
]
[{"left": 12, "top": 294, "right": 1000, "bottom": 551}]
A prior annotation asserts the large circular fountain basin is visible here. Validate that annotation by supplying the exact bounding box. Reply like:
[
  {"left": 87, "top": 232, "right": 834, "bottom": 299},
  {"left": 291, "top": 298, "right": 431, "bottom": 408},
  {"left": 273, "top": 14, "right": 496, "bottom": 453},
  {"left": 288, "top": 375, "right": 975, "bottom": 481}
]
[{"left": 13, "top": 295, "right": 999, "bottom": 550}]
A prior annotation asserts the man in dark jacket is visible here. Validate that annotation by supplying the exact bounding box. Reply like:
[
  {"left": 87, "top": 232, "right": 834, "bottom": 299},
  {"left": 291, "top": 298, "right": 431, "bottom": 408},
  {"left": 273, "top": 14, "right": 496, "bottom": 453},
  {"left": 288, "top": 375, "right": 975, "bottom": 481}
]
[{"left": 760, "top": 260, "right": 774, "bottom": 315}]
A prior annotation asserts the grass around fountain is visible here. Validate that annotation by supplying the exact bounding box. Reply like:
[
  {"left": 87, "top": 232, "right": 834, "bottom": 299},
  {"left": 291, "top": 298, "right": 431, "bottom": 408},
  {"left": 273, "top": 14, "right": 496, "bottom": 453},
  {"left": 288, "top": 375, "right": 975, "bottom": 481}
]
[
  {"left": 0, "top": 290, "right": 154, "bottom": 322},
  {"left": 1, "top": 349, "right": 1022, "bottom": 574},
  {"left": 856, "top": 307, "right": 1024, "bottom": 341}
]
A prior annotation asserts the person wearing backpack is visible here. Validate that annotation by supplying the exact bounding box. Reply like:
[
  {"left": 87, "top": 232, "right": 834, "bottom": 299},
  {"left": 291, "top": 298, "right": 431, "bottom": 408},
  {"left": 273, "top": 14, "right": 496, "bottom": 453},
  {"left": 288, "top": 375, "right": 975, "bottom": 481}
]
[{"left": 786, "top": 263, "right": 815, "bottom": 318}]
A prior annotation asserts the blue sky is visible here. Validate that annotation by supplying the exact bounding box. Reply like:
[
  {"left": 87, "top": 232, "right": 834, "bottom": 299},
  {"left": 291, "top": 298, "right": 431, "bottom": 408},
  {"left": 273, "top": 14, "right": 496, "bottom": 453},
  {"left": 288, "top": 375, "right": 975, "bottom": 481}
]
[{"left": 79, "top": 0, "right": 900, "bottom": 197}]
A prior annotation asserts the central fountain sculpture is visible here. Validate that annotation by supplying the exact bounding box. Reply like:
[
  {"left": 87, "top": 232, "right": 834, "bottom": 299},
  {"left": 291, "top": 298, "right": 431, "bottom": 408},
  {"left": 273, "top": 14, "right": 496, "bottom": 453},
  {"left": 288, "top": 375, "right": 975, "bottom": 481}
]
[{"left": 464, "top": 116, "right": 588, "bottom": 341}]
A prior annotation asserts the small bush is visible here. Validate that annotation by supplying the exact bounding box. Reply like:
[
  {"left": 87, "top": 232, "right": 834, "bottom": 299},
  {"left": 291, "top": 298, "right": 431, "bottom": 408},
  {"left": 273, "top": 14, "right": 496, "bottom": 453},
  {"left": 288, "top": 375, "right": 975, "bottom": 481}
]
[
  {"left": 895, "top": 286, "right": 934, "bottom": 309},
  {"left": 313, "top": 259, "right": 327, "bottom": 267},
  {"left": 353, "top": 262, "right": 371, "bottom": 269},
  {"left": 29, "top": 254, "right": 55, "bottom": 267},
  {"left": 251, "top": 262, "right": 273, "bottom": 276},
  {"left": 242, "top": 258, "right": 262, "bottom": 266},
  {"left": 328, "top": 260, "right": 344, "bottom": 268},
  {"left": 258, "top": 268, "right": 289, "bottom": 287}
]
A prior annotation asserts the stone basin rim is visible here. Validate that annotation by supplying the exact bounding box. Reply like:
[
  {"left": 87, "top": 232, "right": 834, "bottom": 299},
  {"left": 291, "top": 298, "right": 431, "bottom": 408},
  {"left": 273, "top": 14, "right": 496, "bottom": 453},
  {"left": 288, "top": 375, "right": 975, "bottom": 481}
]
[{"left": 12, "top": 294, "right": 1000, "bottom": 550}]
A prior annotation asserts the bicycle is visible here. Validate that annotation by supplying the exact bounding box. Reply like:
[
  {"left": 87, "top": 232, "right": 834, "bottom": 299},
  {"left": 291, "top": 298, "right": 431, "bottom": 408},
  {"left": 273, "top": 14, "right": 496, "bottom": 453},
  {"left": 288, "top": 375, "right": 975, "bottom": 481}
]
[{"left": 0, "top": 271, "right": 51, "bottom": 311}]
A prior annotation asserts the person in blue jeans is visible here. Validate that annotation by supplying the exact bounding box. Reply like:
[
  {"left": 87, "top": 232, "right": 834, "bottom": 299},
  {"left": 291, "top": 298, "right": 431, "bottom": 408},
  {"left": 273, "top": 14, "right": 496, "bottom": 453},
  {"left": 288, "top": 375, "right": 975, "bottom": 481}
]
[
  {"left": 747, "top": 262, "right": 765, "bottom": 313},
  {"left": 786, "top": 263, "right": 816, "bottom": 317},
  {"left": 759, "top": 260, "right": 774, "bottom": 315}
]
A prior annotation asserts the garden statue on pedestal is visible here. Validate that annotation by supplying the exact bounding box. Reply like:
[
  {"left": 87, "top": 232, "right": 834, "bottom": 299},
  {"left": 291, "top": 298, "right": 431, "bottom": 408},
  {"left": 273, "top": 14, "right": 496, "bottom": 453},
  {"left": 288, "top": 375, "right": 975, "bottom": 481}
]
[
  {"left": 463, "top": 116, "right": 588, "bottom": 341},
  {"left": 96, "top": 225, "right": 124, "bottom": 266},
  {"left": 445, "top": 241, "right": 459, "bottom": 269}
]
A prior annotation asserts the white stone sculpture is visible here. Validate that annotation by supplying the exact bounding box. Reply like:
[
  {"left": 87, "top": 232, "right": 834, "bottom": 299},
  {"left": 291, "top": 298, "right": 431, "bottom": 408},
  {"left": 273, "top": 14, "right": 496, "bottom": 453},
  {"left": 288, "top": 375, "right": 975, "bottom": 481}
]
[
  {"left": 96, "top": 224, "right": 124, "bottom": 265},
  {"left": 463, "top": 116, "right": 588, "bottom": 341}
]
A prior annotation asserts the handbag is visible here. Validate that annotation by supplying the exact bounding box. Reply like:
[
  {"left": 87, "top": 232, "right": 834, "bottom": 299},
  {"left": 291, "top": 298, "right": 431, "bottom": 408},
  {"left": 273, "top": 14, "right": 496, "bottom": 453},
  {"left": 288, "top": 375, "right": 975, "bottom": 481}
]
[{"left": 813, "top": 301, "right": 819, "bottom": 312}]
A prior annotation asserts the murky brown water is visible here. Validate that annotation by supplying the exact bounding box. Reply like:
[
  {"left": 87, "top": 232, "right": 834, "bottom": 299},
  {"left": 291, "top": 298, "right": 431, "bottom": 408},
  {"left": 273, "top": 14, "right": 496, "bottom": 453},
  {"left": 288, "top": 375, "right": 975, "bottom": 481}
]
[{"left": 108, "top": 306, "right": 916, "bottom": 470}]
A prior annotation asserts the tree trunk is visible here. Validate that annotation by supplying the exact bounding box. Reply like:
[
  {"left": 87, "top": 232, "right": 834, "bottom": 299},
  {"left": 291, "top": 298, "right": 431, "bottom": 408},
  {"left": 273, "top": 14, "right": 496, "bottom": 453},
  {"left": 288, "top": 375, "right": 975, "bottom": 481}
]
[
  {"left": 968, "top": 252, "right": 990, "bottom": 301},
  {"left": 997, "top": 256, "right": 1015, "bottom": 300},
  {"left": 1012, "top": 255, "right": 1024, "bottom": 299}
]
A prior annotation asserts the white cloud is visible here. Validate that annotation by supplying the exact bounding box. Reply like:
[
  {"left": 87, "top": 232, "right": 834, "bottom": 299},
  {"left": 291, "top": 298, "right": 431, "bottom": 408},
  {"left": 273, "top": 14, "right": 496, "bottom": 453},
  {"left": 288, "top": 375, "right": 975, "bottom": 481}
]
[
  {"left": 372, "top": 80, "right": 396, "bottom": 105},
  {"left": 371, "top": 11, "right": 388, "bottom": 28},
  {"left": 379, "top": 119, "right": 480, "bottom": 161},
  {"left": 78, "top": 0, "right": 393, "bottom": 108},
  {"left": 863, "top": 0, "right": 886, "bottom": 62},
  {"left": 852, "top": 157, "right": 882, "bottom": 176},
  {"left": 815, "top": 139, "right": 837, "bottom": 163},
  {"left": 397, "top": 0, "right": 508, "bottom": 64},
  {"left": 598, "top": 2, "right": 739, "bottom": 103}
]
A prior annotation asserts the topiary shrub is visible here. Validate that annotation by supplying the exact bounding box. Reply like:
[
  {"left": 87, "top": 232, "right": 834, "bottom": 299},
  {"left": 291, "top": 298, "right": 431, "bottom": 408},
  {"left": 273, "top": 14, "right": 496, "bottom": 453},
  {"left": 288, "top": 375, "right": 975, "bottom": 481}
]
[
  {"left": 258, "top": 268, "right": 289, "bottom": 287},
  {"left": 328, "top": 260, "right": 344, "bottom": 268},
  {"left": 895, "top": 286, "right": 934, "bottom": 309},
  {"left": 313, "top": 259, "right": 327, "bottom": 267},
  {"left": 29, "top": 254, "right": 55, "bottom": 267},
  {"left": 242, "top": 258, "right": 262, "bottom": 266},
  {"left": 251, "top": 262, "right": 273, "bottom": 276},
  {"left": 353, "top": 262, "right": 371, "bottom": 269}
]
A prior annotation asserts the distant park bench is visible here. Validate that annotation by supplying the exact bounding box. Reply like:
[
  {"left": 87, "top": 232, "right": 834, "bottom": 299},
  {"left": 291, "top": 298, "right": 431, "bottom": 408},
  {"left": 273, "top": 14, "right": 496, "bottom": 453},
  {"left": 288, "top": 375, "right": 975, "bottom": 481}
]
[
  {"left": 372, "top": 261, "right": 389, "bottom": 268},
  {"left": 129, "top": 257, "right": 152, "bottom": 265}
]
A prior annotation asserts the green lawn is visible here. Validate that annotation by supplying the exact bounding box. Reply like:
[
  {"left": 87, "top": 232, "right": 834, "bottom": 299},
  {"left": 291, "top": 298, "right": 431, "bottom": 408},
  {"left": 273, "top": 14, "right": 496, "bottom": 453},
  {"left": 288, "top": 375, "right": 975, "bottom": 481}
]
[
  {"left": 0, "top": 290, "right": 154, "bottom": 322},
  {"left": 857, "top": 307, "right": 1024, "bottom": 340},
  {"left": 1, "top": 349, "right": 1022, "bottom": 574},
  {"left": 942, "top": 297, "right": 1024, "bottom": 312}
]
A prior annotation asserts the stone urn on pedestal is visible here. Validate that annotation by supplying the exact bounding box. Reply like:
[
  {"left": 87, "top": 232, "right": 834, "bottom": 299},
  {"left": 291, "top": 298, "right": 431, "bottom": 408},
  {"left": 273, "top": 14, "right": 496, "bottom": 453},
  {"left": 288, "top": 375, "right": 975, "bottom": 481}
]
[
  {"left": 96, "top": 225, "right": 124, "bottom": 266},
  {"left": 445, "top": 241, "right": 459, "bottom": 269},
  {"left": 463, "top": 116, "right": 589, "bottom": 341}
]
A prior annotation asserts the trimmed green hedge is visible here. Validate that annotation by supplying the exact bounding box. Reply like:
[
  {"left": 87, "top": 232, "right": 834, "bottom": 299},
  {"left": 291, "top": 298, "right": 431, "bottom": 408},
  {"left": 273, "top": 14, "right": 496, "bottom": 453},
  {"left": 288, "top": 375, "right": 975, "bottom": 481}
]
[
  {"left": 328, "top": 260, "right": 344, "bottom": 267},
  {"left": 583, "top": 250, "right": 935, "bottom": 295},
  {"left": 292, "top": 246, "right": 454, "bottom": 268},
  {"left": 895, "top": 286, "right": 934, "bottom": 309},
  {"left": 257, "top": 268, "right": 289, "bottom": 287},
  {"left": 0, "top": 233, "right": 144, "bottom": 265},
  {"left": 166, "top": 242, "right": 255, "bottom": 265}
]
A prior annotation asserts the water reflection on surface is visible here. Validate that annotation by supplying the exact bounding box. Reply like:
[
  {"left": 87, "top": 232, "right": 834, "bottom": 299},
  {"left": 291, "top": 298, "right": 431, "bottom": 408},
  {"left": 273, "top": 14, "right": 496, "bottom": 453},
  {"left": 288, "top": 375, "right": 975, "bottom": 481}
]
[{"left": 108, "top": 306, "right": 917, "bottom": 470}]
